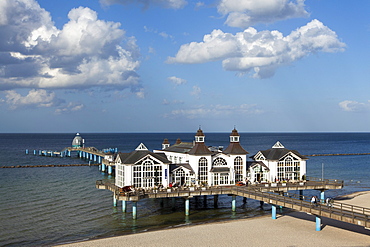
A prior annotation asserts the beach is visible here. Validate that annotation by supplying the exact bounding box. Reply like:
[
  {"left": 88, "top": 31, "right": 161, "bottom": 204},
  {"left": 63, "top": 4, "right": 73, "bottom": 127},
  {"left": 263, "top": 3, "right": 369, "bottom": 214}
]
[{"left": 58, "top": 191, "right": 370, "bottom": 247}]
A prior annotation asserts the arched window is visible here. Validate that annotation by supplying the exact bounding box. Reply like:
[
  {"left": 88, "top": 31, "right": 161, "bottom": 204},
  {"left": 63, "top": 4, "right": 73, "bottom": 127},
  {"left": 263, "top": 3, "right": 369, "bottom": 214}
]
[
  {"left": 133, "top": 158, "right": 162, "bottom": 188},
  {"left": 234, "top": 156, "right": 243, "bottom": 182},
  {"left": 198, "top": 157, "right": 208, "bottom": 184},
  {"left": 213, "top": 157, "right": 227, "bottom": 166},
  {"left": 277, "top": 156, "right": 299, "bottom": 181}
]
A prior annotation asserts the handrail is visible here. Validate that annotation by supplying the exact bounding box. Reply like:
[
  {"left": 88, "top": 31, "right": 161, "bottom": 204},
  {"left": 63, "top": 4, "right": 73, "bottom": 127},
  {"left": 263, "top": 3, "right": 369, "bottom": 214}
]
[
  {"left": 232, "top": 187, "right": 370, "bottom": 219},
  {"left": 96, "top": 180, "right": 369, "bottom": 227}
]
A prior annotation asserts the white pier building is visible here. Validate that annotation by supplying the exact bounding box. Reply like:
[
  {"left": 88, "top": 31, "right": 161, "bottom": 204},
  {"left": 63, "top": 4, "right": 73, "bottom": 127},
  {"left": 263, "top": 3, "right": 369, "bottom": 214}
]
[{"left": 114, "top": 128, "right": 307, "bottom": 189}]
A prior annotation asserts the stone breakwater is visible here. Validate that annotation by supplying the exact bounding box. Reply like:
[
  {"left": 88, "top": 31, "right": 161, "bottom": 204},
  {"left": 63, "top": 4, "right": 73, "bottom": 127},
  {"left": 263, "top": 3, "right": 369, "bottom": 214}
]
[{"left": 0, "top": 164, "right": 99, "bottom": 168}]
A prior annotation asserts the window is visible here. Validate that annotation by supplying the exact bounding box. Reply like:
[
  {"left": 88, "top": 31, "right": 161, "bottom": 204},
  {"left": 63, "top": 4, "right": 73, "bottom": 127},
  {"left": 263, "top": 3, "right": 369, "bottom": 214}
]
[
  {"left": 116, "top": 163, "right": 124, "bottom": 188},
  {"left": 174, "top": 168, "right": 190, "bottom": 186},
  {"left": 213, "top": 157, "right": 227, "bottom": 166},
  {"left": 277, "top": 156, "right": 300, "bottom": 181},
  {"left": 234, "top": 156, "right": 243, "bottom": 182},
  {"left": 133, "top": 158, "right": 162, "bottom": 188},
  {"left": 198, "top": 157, "right": 208, "bottom": 184}
]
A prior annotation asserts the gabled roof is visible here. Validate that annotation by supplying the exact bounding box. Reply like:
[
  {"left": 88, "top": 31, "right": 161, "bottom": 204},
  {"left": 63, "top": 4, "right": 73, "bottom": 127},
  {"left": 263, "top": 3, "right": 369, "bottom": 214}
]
[
  {"left": 251, "top": 142, "right": 307, "bottom": 161},
  {"left": 116, "top": 150, "right": 170, "bottom": 165},
  {"left": 223, "top": 142, "right": 249, "bottom": 155},
  {"left": 170, "top": 163, "right": 195, "bottom": 173},
  {"left": 247, "top": 161, "right": 270, "bottom": 171}
]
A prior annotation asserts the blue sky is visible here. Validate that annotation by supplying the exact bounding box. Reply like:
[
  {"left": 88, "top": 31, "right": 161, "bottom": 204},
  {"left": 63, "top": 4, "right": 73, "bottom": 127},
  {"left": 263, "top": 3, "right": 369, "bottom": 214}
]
[{"left": 0, "top": 0, "right": 369, "bottom": 133}]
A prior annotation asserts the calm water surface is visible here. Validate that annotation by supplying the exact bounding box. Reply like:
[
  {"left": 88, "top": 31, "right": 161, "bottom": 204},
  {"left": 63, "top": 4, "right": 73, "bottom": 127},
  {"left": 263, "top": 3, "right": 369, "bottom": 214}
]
[{"left": 0, "top": 133, "right": 369, "bottom": 246}]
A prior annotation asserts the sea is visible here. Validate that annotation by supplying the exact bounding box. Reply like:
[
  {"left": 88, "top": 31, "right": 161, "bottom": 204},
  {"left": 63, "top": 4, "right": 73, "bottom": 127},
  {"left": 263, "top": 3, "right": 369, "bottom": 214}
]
[{"left": 0, "top": 132, "right": 370, "bottom": 246}]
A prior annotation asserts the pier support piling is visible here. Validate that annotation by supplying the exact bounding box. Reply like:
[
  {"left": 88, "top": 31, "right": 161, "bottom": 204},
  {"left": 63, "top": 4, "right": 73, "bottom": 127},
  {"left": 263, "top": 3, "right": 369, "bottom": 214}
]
[
  {"left": 113, "top": 195, "right": 117, "bottom": 207},
  {"left": 132, "top": 202, "right": 137, "bottom": 219},
  {"left": 320, "top": 190, "right": 325, "bottom": 204},
  {"left": 232, "top": 195, "right": 236, "bottom": 212},
  {"left": 122, "top": 201, "right": 126, "bottom": 212},
  {"left": 185, "top": 197, "right": 190, "bottom": 216},
  {"left": 108, "top": 166, "right": 112, "bottom": 175},
  {"left": 316, "top": 216, "right": 321, "bottom": 231},
  {"left": 214, "top": 195, "right": 218, "bottom": 208},
  {"left": 272, "top": 205, "right": 277, "bottom": 219}
]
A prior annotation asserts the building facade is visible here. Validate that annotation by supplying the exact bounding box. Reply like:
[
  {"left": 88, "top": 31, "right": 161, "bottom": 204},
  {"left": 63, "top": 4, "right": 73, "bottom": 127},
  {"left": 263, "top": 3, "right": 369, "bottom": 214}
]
[
  {"left": 114, "top": 129, "right": 308, "bottom": 189},
  {"left": 249, "top": 141, "right": 307, "bottom": 182}
]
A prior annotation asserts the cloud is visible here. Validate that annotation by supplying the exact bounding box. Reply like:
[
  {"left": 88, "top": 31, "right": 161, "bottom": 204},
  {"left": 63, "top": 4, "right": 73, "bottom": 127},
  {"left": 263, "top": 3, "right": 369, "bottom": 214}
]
[
  {"left": 191, "top": 85, "right": 201, "bottom": 97},
  {"left": 144, "top": 26, "right": 174, "bottom": 40},
  {"left": 339, "top": 100, "right": 370, "bottom": 112},
  {"left": 167, "top": 20, "right": 345, "bottom": 78},
  {"left": 55, "top": 102, "right": 84, "bottom": 114},
  {"left": 3, "top": 89, "right": 59, "bottom": 109},
  {"left": 164, "top": 103, "right": 263, "bottom": 119},
  {"left": 217, "top": 0, "right": 309, "bottom": 28},
  {"left": 100, "top": 0, "right": 187, "bottom": 9},
  {"left": 162, "top": 99, "right": 184, "bottom": 105},
  {"left": 0, "top": 0, "right": 141, "bottom": 93},
  {"left": 167, "top": 76, "right": 187, "bottom": 85}
]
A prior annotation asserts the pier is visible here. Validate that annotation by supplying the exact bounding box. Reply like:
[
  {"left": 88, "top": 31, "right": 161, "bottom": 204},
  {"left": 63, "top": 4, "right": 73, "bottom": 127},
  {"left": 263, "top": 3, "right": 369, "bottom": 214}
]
[
  {"left": 24, "top": 146, "right": 117, "bottom": 174},
  {"left": 93, "top": 177, "right": 370, "bottom": 231}
]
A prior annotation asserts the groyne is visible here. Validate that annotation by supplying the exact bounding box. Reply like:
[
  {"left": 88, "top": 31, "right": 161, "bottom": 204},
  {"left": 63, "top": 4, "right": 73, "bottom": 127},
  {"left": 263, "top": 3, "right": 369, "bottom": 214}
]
[
  {"left": 306, "top": 153, "right": 370, "bottom": 157},
  {"left": 0, "top": 164, "right": 99, "bottom": 168}
]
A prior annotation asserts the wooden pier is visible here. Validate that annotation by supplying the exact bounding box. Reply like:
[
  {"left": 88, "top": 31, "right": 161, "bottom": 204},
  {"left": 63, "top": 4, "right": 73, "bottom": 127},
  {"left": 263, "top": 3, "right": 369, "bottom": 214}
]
[
  {"left": 24, "top": 146, "right": 117, "bottom": 174},
  {"left": 95, "top": 178, "right": 370, "bottom": 231}
]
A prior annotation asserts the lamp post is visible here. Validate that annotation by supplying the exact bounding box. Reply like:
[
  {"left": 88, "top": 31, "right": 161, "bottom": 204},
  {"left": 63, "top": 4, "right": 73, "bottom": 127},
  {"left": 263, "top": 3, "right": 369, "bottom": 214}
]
[{"left": 321, "top": 163, "right": 324, "bottom": 181}]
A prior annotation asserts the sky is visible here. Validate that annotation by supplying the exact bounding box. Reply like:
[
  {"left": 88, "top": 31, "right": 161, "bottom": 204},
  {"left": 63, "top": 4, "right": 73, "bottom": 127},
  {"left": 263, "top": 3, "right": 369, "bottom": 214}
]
[{"left": 0, "top": 0, "right": 369, "bottom": 133}]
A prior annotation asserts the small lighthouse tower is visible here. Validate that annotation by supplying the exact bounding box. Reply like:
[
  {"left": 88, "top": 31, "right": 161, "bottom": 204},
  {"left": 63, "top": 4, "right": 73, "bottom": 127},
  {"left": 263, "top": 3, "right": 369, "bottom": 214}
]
[{"left": 72, "top": 133, "right": 84, "bottom": 148}]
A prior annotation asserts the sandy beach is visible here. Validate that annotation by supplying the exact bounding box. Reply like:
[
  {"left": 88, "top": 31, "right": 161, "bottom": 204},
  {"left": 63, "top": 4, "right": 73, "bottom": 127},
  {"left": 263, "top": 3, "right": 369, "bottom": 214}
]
[{"left": 58, "top": 191, "right": 370, "bottom": 247}]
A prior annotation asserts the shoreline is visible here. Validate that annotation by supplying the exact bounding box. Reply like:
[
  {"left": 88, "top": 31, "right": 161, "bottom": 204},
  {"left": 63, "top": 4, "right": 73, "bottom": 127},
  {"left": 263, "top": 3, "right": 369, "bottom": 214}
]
[{"left": 57, "top": 190, "right": 370, "bottom": 247}]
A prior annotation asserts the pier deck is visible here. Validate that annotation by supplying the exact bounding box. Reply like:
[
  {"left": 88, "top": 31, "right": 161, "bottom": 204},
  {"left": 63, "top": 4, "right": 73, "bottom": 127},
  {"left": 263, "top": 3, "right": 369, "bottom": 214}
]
[{"left": 96, "top": 179, "right": 370, "bottom": 229}]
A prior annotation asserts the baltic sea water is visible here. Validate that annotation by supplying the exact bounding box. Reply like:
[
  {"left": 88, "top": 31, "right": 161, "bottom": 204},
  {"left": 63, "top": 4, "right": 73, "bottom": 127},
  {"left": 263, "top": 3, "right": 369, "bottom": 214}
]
[{"left": 0, "top": 133, "right": 369, "bottom": 246}]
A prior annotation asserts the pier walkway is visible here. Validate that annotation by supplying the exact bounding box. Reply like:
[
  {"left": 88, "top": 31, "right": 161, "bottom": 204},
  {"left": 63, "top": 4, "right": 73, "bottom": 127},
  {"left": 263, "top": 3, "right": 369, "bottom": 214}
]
[{"left": 94, "top": 178, "right": 370, "bottom": 231}]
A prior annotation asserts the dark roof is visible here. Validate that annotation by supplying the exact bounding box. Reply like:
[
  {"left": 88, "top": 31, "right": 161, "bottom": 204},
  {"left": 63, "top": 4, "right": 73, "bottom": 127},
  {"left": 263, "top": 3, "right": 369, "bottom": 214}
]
[
  {"left": 163, "top": 142, "right": 194, "bottom": 153},
  {"left": 117, "top": 150, "right": 170, "bottom": 164},
  {"left": 188, "top": 143, "right": 213, "bottom": 155},
  {"left": 195, "top": 128, "right": 205, "bottom": 136},
  {"left": 230, "top": 128, "right": 239, "bottom": 136},
  {"left": 223, "top": 142, "right": 249, "bottom": 155},
  {"left": 251, "top": 148, "right": 307, "bottom": 161},
  {"left": 210, "top": 167, "right": 230, "bottom": 173},
  {"left": 162, "top": 138, "right": 170, "bottom": 144}
]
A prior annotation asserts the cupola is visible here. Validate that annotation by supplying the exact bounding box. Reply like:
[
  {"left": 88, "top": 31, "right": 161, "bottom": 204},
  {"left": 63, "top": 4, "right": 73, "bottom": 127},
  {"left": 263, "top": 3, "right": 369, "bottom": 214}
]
[
  {"left": 162, "top": 138, "right": 170, "bottom": 150},
  {"left": 195, "top": 128, "right": 205, "bottom": 143},
  {"left": 229, "top": 128, "right": 240, "bottom": 143},
  {"left": 72, "top": 133, "right": 84, "bottom": 148}
]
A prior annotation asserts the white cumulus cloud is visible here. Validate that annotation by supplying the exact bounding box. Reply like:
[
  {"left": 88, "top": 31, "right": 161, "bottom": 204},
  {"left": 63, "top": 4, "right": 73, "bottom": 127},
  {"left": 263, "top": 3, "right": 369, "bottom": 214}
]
[
  {"left": 4, "top": 89, "right": 58, "bottom": 109},
  {"left": 168, "top": 20, "right": 345, "bottom": 78},
  {"left": 0, "top": 0, "right": 141, "bottom": 93},
  {"left": 217, "top": 0, "right": 309, "bottom": 28}
]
